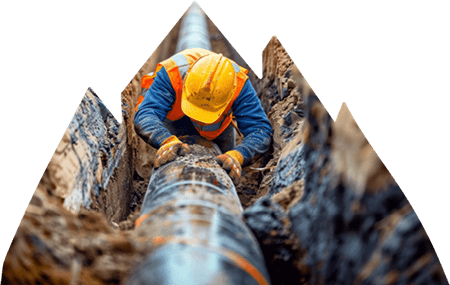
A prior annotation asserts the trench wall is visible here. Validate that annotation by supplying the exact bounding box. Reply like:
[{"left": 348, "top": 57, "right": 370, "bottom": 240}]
[
  {"left": 2, "top": 15, "right": 185, "bottom": 285},
  {"left": 39, "top": 88, "right": 124, "bottom": 220},
  {"left": 27, "top": 15, "right": 182, "bottom": 226},
  {"left": 243, "top": 37, "right": 448, "bottom": 285}
]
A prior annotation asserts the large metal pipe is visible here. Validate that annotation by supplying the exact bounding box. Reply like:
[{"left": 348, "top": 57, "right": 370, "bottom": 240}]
[
  {"left": 175, "top": 2, "right": 212, "bottom": 52},
  {"left": 126, "top": 136, "right": 270, "bottom": 285}
]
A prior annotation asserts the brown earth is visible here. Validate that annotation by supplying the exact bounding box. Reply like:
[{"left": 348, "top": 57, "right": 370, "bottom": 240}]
[{"left": 1, "top": 9, "right": 447, "bottom": 285}]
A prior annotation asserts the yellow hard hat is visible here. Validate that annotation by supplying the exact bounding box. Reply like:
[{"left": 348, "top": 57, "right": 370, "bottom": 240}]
[{"left": 181, "top": 53, "right": 237, "bottom": 124}]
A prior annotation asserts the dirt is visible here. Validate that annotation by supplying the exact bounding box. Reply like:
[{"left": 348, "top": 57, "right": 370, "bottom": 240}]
[
  {"left": 2, "top": 8, "right": 448, "bottom": 285},
  {"left": 271, "top": 179, "right": 304, "bottom": 212}
]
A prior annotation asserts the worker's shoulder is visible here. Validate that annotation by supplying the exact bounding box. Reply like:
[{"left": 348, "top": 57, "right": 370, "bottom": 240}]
[{"left": 235, "top": 80, "right": 257, "bottom": 102}]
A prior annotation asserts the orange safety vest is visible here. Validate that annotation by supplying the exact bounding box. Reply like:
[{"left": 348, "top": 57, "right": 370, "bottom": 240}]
[{"left": 136, "top": 48, "right": 249, "bottom": 140}]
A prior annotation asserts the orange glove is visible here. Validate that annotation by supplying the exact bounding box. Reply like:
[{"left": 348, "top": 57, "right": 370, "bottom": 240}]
[
  {"left": 216, "top": 150, "right": 244, "bottom": 185},
  {"left": 154, "top": 135, "right": 190, "bottom": 168}
]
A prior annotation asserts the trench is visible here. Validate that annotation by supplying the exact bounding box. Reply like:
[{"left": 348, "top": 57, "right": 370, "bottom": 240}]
[
  {"left": 3, "top": 3, "right": 446, "bottom": 285},
  {"left": 118, "top": 8, "right": 289, "bottom": 223},
  {"left": 117, "top": 7, "right": 290, "bottom": 283},
  {"left": 114, "top": 5, "right": 305, "bottom": 283}
]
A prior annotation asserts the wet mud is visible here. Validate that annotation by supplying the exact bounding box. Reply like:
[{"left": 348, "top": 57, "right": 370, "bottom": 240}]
[{"left": 2, "top": 10, "right": 448, "bottom": 285}]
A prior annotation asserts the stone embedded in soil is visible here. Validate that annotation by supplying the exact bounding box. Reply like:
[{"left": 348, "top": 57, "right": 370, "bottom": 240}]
[
  {"left": 268, "top": 143, "right": 306, "bottom": 198},
  {"left": 287, "top": 78, "right": 296, "bottom": 89}
]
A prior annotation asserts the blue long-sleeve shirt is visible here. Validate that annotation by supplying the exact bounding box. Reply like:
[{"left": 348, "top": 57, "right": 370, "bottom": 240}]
[{"left": 134, "top": 67, "right": 272, "bottom": 166}]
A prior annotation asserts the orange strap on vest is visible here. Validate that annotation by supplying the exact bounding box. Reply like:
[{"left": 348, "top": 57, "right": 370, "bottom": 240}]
[{"left": 135, "top": 48, "right": 249, "bottom": 140}]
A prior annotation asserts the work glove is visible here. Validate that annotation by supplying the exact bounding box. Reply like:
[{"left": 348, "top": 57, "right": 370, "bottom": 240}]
[
  {"left": 154, "top": 135, "right": 190, "bottom": 168},
  {"left": 216, "top": 150, "right": 244, "bottom": 185}
]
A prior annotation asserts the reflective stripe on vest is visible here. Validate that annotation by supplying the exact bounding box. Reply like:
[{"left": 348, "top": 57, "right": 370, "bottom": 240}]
[
  {"left": 191, "top": 110, "right": 233, "bottom": 132},
  {"left": 231, "top": 61, "right": 241, "bottom": 73},
  {"left": 171, "top": 53, "right": 189, "bottom": 79}
]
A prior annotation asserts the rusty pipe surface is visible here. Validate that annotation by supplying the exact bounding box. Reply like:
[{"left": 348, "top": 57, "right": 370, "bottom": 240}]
[
  {"left": 175, "top": 2, "right": 211, "bottom": 53},
  {"left": 126, "top": 136, "right": 271, "bottom": 285}
]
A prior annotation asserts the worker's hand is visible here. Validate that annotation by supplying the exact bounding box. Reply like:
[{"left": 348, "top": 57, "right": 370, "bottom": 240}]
[
  {"left": 154, "top": 135, "right": 190, "bottom": 168},
  {"left": 216, "top": 150, "right": 244, "bottom": 185}
]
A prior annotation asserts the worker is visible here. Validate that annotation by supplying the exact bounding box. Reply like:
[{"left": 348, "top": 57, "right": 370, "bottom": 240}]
[{"left": 134, "top": 48, "right": 272, "bottom": 184}]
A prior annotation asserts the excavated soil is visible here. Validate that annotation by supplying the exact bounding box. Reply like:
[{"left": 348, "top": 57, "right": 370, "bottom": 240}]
[{"left": 2, "top": 12, "right": 448, "bottom": 285}]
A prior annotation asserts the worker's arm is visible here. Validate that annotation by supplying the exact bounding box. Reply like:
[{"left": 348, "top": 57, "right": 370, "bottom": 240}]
[
  {"left": 232, "top": 80, "right": 272, "bottom": 167},
  {"left": 133, "top": 67, "right": 175, "bottom": 149}
]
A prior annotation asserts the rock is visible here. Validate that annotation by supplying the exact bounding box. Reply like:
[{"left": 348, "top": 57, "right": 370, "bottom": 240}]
[
  {"left": 283, "top": 110, "right": 301, "bottom": 127},
  {"left": 293, "top": 101, "right": 305, "bottom": 118},
  {"left": 287, "top": 78, "right": 296, "bottom": 89},
  {"left": 269, "top": 144, "right": 306, "bottom": 197}
]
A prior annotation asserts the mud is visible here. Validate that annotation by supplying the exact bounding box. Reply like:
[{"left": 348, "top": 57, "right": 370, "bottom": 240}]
[{"left": 2, "top": 8, "right": 448, "bottom": 285}]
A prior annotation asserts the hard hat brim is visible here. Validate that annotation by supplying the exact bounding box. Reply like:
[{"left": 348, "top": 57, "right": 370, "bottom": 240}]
[{"left": 181, "top": 88, "right": 229, "bottom": 124}]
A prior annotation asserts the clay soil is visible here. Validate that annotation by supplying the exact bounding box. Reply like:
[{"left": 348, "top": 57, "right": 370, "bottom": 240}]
[{"left": 2, "top": 10, "right": 447, "bottom": 285}]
